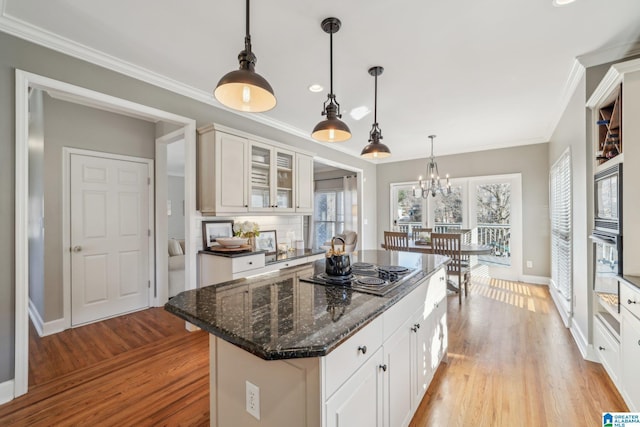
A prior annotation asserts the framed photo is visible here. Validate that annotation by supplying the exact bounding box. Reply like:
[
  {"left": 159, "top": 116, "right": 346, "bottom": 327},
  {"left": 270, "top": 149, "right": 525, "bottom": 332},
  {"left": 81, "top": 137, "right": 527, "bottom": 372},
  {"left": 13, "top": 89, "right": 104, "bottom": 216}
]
[
  {"left": 202, "top": 220, "right": 233, "bottom": 249},
  {"left": 255, "top": 230, "right": 277, "bottom": 255}
]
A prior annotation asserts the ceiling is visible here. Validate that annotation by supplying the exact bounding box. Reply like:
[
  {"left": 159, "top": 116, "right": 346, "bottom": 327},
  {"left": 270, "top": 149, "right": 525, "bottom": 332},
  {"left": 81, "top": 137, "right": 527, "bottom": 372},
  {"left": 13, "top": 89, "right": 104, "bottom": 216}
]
[{"left": 3, "top": 0, "right": 640, "bottom": 162}]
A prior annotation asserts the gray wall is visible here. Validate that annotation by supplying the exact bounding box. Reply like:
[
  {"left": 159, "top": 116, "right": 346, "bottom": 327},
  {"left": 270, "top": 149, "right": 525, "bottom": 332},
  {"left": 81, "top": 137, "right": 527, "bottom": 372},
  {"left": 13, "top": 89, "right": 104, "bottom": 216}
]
[
  {"left": 42, "top": 95, "right": 156, "bottom": 322},
  {"left": 0, "top": 30, "right": 377, "bottom": 383},
  {"left": 377, "top": 143, "right": 550, "bottom": 277},
  {"left": 167, "top": 175, "right": 185, "bottom": 239}
]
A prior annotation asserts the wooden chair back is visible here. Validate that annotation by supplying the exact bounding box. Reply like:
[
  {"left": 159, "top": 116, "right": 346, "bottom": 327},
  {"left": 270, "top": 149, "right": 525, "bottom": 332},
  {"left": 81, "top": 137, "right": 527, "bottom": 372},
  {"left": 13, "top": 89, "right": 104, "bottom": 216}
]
[
  {"left": 430, "top": 232, "right": 470, "bottom": 304},
  {"left": 383, "top": 231, "right": 409, "bottom": 251},
  {"left": 411, "top": 227, "right": 432, "bottom": 240}
]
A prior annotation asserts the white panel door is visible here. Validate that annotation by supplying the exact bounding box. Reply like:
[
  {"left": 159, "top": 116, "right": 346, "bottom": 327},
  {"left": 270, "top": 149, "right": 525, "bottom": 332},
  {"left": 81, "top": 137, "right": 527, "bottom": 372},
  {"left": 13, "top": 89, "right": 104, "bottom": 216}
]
[{"left": 71, "top": 154, "right": 150, "bottom": 325}]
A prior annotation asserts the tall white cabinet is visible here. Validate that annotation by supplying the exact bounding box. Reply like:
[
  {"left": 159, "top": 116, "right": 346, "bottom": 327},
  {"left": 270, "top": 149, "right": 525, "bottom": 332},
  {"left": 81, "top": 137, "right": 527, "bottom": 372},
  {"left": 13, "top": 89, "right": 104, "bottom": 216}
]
[{"left": 587, "top": 58, "right": 640, "bottom": 412}]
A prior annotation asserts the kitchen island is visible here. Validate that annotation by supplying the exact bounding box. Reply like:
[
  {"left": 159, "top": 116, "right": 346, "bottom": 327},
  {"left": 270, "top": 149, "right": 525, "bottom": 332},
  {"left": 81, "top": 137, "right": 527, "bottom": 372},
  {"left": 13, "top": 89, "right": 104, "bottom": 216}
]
[{"left": 166, "top": 250, "right": 449, "bottom": 427}]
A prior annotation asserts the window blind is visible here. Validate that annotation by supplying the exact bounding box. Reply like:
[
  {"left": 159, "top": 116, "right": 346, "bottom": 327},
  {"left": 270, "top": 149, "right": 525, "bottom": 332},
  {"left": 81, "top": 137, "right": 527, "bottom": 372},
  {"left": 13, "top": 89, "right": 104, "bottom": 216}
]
[{"left": 550, "top": 149, "right": 572, "bottom": 315}]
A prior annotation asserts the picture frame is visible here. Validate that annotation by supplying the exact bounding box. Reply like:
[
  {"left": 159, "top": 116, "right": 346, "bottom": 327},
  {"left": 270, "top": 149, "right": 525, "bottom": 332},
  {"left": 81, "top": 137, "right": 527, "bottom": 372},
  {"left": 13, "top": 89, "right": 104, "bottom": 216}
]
[
  {"left": 255, "top": 230, "right": 277, "bottom": 255},
  {"left": 202, "top": 220, "right": 234, "bottom": 249}
]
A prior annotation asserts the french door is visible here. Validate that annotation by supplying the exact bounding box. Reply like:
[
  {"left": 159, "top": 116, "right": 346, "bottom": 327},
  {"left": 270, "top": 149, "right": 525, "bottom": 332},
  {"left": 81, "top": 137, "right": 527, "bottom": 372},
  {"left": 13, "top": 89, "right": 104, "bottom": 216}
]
[{"left": 391, "top": 175, "right": 521, "bottom": 280}]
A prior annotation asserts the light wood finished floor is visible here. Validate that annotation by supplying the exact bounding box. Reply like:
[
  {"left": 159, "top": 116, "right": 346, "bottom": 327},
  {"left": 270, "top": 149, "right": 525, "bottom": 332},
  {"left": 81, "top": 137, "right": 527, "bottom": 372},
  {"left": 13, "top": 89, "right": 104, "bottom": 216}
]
[{"left": 0, "top": 277, "right": 628, "bottom": 426}]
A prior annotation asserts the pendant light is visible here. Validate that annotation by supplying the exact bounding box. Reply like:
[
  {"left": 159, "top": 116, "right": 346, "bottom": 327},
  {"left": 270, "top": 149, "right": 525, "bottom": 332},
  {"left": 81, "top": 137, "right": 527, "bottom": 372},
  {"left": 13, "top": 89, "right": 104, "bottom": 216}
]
[
  {"left": 361, "top": 66, "right": 391, "bottom": 159},
  {"left": 312, "top": 17, "right": 351, "bottom": 142},
  {"left": 214, "top": 0, "right": 276, "bottom": 113}
]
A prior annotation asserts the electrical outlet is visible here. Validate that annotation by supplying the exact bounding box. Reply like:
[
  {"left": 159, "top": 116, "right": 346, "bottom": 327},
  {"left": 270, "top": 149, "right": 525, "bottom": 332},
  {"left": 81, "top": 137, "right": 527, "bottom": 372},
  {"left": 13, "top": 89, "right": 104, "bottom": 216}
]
[
  {"left": 246, "top": 381, "right": 260, "bottom": 420},
  {"left": 526, "top": 260, "right": 533, "bottom": 269}
]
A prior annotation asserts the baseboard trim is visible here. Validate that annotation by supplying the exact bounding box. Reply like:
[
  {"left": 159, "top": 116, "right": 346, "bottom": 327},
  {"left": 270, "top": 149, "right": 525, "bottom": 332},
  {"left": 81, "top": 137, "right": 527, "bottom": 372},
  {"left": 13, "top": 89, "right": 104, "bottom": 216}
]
[
  {"left": 28, "top": 299, "right": 67, "bottom": 337},
  {"left": 570, "top": 321, "right": 590, "bottom": 360},
  {"left": 520, "top": 275, "right": 550, "bottom": 286},
  {"left": 0, "top": 379, "right": 14, "bottom": 405}
]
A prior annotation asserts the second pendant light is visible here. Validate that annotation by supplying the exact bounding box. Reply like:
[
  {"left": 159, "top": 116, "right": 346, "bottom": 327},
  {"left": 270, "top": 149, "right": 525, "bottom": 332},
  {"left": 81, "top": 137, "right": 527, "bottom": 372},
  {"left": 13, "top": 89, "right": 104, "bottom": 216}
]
[
  {"left": 312, "top": 17, "right": 351, "bottom": 143},
  {"left": 361, "top": 66, "right": 391, "bottom": 159}
]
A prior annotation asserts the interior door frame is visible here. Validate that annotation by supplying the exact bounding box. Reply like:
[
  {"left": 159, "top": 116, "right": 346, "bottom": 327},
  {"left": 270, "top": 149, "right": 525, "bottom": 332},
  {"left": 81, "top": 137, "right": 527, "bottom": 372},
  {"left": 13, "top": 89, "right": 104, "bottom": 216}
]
[
  {"left": 14, "top": 69, "right": 196, "bottom": 399},
  {"left": 62, "top": 148, "right": 154, "bottom": 327}
]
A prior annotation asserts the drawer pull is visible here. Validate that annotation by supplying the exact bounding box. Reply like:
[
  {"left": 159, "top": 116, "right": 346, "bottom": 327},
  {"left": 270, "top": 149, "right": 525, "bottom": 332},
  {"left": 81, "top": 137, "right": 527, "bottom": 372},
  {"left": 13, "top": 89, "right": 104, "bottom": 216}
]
[
  {"left": 379, "top": 364, "right": 387, "bottom": 372},
  {"left": 358, "top": 345, "right": 367, "bottom": 355},
  {"left": 248, "top": 261, "right": 253, "bottom": 265},
  {"left": 628, "top": 299, "right": 638, "bottom": 305},
  {"left": 599, "top": 346, "right": 605, "bottom": 351}
]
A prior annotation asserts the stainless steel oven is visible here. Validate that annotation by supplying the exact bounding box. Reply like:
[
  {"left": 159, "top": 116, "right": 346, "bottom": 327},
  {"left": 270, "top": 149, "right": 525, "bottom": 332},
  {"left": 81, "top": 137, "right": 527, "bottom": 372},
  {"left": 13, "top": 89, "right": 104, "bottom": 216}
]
[
  {"left": 590, "top": 231, "right": 622, "bottom": 298},
  {"left": 594, "top": 163, "right": 622, "bottom": 234}
]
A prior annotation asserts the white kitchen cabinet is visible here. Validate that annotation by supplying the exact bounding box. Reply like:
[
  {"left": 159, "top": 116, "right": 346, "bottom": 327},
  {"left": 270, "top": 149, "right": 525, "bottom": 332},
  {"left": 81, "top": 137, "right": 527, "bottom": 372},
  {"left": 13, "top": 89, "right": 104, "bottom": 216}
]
[
  {"left": 383, "top": 316, "right": 415, "bottom": 427},
  {"left": 296, "top": 153, "right": 314, "bottom": 213},
  {"left": 248, "top": 140, "right": 295, "bottom": 213},
  {"left": 620, "top": 280, "right": 640, "bottom": 411},
  {"left": 198, "top": 253, "right": 265, "bottom": 286},
  {"left": 196, "top": 126, "right": 248, "bottom": 215},
  {"left": 325, "top": 347, "right": 384, "bottom": 427}
]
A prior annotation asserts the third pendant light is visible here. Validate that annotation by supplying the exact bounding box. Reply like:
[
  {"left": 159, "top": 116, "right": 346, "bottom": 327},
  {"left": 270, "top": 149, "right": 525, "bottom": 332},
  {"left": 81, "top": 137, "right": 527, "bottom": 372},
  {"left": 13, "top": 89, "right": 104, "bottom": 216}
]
[{"left": 361, "top": 66, "right": 391, "bottom": 159}]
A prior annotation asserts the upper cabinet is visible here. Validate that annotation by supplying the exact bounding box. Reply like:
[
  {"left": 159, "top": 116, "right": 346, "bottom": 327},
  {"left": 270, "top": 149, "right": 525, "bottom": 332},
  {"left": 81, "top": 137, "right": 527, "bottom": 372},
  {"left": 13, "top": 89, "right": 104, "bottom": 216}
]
[
  {"left": 595, "top": 85, "right": 622, "bottom": 167},
  {"left": 197, "top": 124, "right": 314, "bottom": 216},
  {"left": 296, "top": 153, "right": 314, "bottom": 214},
  {"left": 249, "top": 141, "right": 295, "bottom": 212}
]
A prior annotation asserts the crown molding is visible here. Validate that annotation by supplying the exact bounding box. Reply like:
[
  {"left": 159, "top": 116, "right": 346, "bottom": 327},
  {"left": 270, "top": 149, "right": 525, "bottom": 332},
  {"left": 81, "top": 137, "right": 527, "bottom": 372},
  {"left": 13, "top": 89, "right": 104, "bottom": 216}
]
[
  {"left": 577, "top": 40, "right": 640, "bottom": 68},
  {"left": 586, "top": 57, "right": 640, "bottom": 108},
  {"left": 545, "top": 59, "right": 585, "bottom": 139}
]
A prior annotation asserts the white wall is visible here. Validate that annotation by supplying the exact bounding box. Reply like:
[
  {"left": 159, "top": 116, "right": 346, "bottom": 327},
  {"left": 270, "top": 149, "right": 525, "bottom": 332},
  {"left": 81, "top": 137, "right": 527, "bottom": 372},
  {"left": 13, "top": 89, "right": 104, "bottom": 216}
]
[{"left": 167, "top": 175, "right": 185, "bottom": 239}]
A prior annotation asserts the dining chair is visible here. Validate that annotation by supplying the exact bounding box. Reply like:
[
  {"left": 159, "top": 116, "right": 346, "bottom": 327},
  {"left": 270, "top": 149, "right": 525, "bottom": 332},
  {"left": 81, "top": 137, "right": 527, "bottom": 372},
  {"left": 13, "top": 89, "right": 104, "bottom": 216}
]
[
  {"left": 411, "top": 227, "right": 432, "bottom": 240},
  {"left": 430, "top": 232, "right": 470, "bottom": 304},
  {"left": 446, "top": 228, "right": 472, "bottom": 268},
  {"left": 383, "top": 231, "right": 409, "bottom": 251}
]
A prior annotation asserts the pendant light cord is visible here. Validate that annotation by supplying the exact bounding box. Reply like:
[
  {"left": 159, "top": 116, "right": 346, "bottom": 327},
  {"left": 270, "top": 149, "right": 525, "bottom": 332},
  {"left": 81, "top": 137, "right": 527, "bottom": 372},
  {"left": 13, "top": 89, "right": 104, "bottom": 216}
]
[
  {"left": 329, "top": 31, "right": 334, "bottom": 96},
  {"left": 244, "top": 0, "right": 251, "bottom": 51},
  {"left": 373, "top": 72, "right": 378, "bottom": 124}
]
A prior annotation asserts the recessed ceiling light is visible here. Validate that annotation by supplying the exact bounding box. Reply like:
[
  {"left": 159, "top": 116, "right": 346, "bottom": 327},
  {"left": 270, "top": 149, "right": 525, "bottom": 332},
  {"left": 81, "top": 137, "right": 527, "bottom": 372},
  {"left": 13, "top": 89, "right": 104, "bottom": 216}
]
[
  {"left": 552, "top": 0, "right": 576, "bottom": 6},
  {"left": 349, "top": 106, "right": 371, "bottom": 121},
  {"left": 308, "top": 84, "right": 323, "bottom": 93}
]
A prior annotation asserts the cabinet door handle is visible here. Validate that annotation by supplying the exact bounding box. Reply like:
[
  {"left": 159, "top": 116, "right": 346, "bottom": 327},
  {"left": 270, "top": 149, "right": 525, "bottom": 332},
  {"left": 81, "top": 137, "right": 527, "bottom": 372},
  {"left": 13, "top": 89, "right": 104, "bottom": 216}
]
[
  {"left": 599, "top": 346, "right": 605, "bottom": 351},
  {"left": 411, "top": 323, "right": 421, "bottom": 332},
  {"left": 379, "top": 364, "right": 387, "bottom": 372},
  {"left": 244, "top": 204, "right": 248, "bottom": 208},
  {"left": 628, "top": 299, "right": 638, "bottom": 305},
  {"left": 358, "top": 345, "right": 367, "bottom": 355},
  {"left": 248, "top": 261, "right": 253, "bottom": 265}
]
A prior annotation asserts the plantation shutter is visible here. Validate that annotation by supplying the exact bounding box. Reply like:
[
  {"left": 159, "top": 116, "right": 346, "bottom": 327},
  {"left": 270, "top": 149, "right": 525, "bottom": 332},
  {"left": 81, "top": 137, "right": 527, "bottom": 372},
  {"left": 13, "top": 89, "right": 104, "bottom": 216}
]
[{"left": 550, "top": 149, "right": 572, "bottom": 315}]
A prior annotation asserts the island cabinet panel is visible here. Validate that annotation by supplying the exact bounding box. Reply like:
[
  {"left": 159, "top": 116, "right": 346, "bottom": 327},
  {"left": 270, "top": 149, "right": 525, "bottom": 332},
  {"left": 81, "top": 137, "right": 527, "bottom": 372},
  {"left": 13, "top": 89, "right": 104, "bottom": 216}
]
[
  {"left": 325, "top": 347, "right": 384, "bottom": 427},
  {"left": 383, "top": 315, "right": 415, "bottom": 427},
  {"left": 324, "top": 316, "right": 383, "bottom": 398}
]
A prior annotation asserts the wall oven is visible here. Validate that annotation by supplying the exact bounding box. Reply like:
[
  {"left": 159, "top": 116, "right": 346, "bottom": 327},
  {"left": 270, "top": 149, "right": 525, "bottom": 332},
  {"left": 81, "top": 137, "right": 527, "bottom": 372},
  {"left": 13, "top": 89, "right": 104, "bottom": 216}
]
[
  {"left": 590, "top": 231, "right": 622, "bottom": 300},
  {"left": 594, "top": 163, "right": 622, "bottom": 234}
]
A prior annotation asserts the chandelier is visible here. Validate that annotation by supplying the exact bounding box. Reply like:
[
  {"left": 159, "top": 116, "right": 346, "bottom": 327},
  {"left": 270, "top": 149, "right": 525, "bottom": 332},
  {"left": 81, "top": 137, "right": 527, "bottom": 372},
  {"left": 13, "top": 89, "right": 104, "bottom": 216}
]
[{"left": 415, "top": 135, "right": 451, "bottom": 198}]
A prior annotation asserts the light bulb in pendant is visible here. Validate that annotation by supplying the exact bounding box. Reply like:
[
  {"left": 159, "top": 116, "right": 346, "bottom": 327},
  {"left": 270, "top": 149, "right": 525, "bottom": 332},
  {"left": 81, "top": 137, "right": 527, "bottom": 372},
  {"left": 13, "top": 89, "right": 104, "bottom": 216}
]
[
  {"left": 329, "top": 129, "right": 335, "bottom": 140},
  {"left": 242, "top": 86, "right": 251, "bottom": 104}
]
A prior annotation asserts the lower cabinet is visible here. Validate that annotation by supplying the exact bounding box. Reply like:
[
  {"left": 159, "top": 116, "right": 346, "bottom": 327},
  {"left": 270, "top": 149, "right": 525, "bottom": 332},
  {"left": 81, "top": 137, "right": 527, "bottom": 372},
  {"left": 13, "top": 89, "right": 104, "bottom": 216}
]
[
  {"left": 621, "top": 303, "right": 640, "bottom": 411},
  {"left": 325, "top": 347, "right": 385, "bottom": 427},
  {"left": 325, "top": 267, "right": 448, "bottom": 427}
]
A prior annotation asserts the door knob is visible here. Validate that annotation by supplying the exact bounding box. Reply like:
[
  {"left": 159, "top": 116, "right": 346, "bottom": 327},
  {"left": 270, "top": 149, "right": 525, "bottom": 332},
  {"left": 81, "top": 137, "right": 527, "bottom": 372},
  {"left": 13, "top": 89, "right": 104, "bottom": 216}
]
[{"left": 72, "top": 246, "right": 82, "bottom": 252}]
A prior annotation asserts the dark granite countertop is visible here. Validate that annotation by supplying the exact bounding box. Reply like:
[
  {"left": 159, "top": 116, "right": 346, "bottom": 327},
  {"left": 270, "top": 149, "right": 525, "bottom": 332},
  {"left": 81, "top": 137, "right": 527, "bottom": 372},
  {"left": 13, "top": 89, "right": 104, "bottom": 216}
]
[
  {"left": 165, "top": 250, "right": 448, "bottom": 360},
  {"left": 265, "top": 248, "right": 325, "bottom": 265},
  {"left": 199, "top": 248, "right": 267, "bottom": 258}
]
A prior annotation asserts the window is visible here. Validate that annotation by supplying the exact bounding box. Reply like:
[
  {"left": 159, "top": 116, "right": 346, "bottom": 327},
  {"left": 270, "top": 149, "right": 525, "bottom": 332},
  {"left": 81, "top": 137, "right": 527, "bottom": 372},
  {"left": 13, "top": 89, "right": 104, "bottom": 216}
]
[
  {"left": 313, "top": 190, "right": 344, "bottom": 249},
  {"left": 549, "top": 149, "right": 572, "bottom": 321}
]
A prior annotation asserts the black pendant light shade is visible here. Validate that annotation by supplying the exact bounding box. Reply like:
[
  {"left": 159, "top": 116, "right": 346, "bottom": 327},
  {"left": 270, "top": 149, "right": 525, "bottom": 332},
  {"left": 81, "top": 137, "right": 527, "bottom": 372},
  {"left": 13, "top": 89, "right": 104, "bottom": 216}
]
[
  {"left": 214, "top": 0, "right": 276, "bottom": 113},
  {"left": 361, "top": 66, "right": 391, "bottom": 159},
  {"left": 312, "top": 17, "right": 351, "bottom": 142}
]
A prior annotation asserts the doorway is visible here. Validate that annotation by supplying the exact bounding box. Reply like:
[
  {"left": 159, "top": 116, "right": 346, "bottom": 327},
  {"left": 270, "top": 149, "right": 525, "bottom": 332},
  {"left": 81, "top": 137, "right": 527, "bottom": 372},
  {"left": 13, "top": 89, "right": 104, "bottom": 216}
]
[{"left": 14, "top": 70, "right": 196, "bottom": 399}]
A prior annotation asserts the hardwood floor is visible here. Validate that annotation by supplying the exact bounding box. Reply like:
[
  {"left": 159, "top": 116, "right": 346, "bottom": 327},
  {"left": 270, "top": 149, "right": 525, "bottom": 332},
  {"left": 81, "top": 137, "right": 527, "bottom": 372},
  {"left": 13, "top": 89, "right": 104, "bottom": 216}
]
[
  {"left": 0, "top": 308, "right": 209, "bottom": 426},
  {"left": 410, "top": 274, "right": 628, "bottom": 427},
  {"left": 0, "top": 277, "right": 628, "bottom": 427}
]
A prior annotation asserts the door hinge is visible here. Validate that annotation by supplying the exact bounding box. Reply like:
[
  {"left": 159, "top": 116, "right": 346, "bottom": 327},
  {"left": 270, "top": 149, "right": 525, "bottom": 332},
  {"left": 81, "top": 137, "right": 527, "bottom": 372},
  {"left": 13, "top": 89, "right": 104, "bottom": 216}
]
[
  {"left": 148, "top": 280, "right": 151, "bottom": 289},
  {"left": 148, "top": 177, "right": 151, "bottom": 185},
  {"left": 148, "top": 229, "right": 151, "bottom": 237}
]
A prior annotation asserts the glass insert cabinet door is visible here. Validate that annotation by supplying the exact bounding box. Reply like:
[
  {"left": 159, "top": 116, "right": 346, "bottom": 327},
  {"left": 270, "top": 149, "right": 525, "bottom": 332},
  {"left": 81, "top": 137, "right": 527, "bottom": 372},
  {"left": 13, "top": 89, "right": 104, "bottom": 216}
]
[{"left": 249, "top": 142, "right": 294, "bottom": 211}]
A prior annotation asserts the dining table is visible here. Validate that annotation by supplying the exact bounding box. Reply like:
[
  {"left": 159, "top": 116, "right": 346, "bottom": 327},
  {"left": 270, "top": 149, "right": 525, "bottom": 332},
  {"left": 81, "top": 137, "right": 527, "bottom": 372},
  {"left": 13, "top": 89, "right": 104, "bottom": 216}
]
[{"left": 380, "top": 239, "right": 493, "bottom": 255}]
